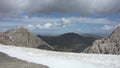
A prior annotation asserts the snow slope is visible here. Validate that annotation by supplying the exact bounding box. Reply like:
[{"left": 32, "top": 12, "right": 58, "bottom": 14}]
[{"left": 0, "top": 44, "right": 120, "bottom": 68}]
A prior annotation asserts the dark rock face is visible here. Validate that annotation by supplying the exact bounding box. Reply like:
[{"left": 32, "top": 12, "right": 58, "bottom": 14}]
[
  {"left": 38, "top": 33, "right": 96, "bottom": 52},
  {"left": 0, "top": 27, "right": 53, "bottom": 50},
  {"left": 86, "top": 27, "right": 120, "bottom": 55}
]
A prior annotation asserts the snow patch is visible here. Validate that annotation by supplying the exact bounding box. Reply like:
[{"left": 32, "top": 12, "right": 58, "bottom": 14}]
[{"left": 0, "top": 44, "right": 120, "bottom": 68}]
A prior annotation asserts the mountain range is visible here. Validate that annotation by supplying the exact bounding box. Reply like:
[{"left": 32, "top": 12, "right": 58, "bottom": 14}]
[
  {"left": 38, "top": 33, "right": 97, "bottom": 52},
  {"left": 0, "top": 26, "right": 120, "bottom": 55}
]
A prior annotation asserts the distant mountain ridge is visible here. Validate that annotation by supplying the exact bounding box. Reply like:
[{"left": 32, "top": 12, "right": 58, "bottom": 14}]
[
  {"left": 1, "top": 26, "right": 119, "bottom": 55},
  {"left": 0, "top": 27, "right": 53, "bottom": 50},
  {"left": 38, "top": 32, "right": 97, "bottom": 52},
  {"left": 81, "top": 34, "right": 102, "bottom": 39}
]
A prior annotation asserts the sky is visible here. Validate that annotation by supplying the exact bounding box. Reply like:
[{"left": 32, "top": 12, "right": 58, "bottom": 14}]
[{"left": 0, "top": 0, "right": 120, "bottom": 35}]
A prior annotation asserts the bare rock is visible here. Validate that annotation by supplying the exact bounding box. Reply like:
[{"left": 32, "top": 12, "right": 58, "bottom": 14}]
[
  {"left": 0, "top": 27, "right": 54, "bottom": 50},
  {"left": 86, "top": 26, "right": 120, "bottom": 55}
]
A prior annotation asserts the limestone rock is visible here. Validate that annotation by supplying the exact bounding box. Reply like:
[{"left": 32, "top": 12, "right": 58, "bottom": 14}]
[
  {"left": 86, "top": 26, "right": 120, "bottom": 55},
  {"left": 0, "top": 27, "right": 54, "bottom": 50}
]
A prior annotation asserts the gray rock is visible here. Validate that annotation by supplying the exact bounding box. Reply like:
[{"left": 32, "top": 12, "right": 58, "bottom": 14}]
[
  {"left": 0, "top": 27, "right": 54, "bottom": 50},
  {"left": 86, "top": 26, "right": 120, "bottom": 55}
]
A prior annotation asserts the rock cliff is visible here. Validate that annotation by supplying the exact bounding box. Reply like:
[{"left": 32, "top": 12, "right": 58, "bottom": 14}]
[
  {"left": 86, "top": 26, "right": 120, "bottom": 54},
  {"left": 0, "top": 27, "right": 53, "bottom": 50}
]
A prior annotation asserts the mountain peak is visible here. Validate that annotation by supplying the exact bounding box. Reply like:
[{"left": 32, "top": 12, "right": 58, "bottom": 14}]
[
  {"left": 62, "top": 33, "right": 80, "bottom": 36},
  {"left": 111, "top": 26, "right": 120, "bottom": 35},
  {"left": 60, "top": 33, "right": 82, "bottom": 38},
  {"left": 0, "top": 27, "right": 53, "bottom": 50},
  {"left": 86, "top": 26, "right": 120, "bottom": 54},
  {"left": 13, "top": 26, "right": 29, "bottom": 33},
  {"left": 115, "top": 26, "right": 120, "bottom": 30},
  {"left": 16, "top": 26, "right": 27, "bottom": 30}
]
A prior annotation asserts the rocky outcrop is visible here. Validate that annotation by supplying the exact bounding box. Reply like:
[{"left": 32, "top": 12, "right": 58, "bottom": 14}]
[
  {"left": 86, "top": 26, "right": 120, "bottom": 55},
  {"left": 0, "top": 27, "right": 54, "bottom": 50}
]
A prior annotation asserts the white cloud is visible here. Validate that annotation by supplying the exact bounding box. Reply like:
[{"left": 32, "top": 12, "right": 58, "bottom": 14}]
[
  {"left": 102, "top": 25, "right": 114, "bottom": 31},
  {"left": 36, "top": 24, "right": 42, "bottom": 29},
  {"left": 44, "top": 23, "right": 53, "bottom": 29},
  {"left": 27, "top": 24, "right": 36, "bottom": 30},
  {"left": 26, "top": 23, "right": 61, "bottom": 30},
  {"left": 25, "top": 17, "right": 115, "bottom": 30},
  {"left": 60, "top": 18, "right": 70, "bottom": 24}
]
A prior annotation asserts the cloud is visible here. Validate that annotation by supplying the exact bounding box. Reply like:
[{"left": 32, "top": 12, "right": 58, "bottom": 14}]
[
  {"left": 44, "top": 17, "right": 113, "bottom": 24},
  {"left": 0, "top": 0, "right": 28, "bottom": 18},
  {"left": 44, "top": 23, "right": 54, "bottom": 29},
  {"left": 26, "top": 0, "right": 120, "bottom": 16},
  {"left": 0, "top": 21, "right": 25, "bottom": 27},
  {"left": 65, "top": 17, "right": 113, "bottom": 24},
  {"left": 26, "top": 18, "right": 71, "bottom": 29},
  {"left": 102, "top": 25, "right": 114, "bottom": 31},
  {"left": 21, "top": 17, "right": 113, "bottom": 24},
  {"left": 26, "top": 23, "right": 61, "bottom": 30},
  {"left": 1, "top": 0, "right": 120, "bottom": 17},
  {"left": 26, "top": 23, "right": 58, "bottom": 30},
  {"left": 27, "top": 24, "right": 36, "bottom": 30},
  {"left": 25, "top": 17, "right": 115, "bottom": 30},
  {"left": 1, "top": 16, "right": 115, "bottom": 30}
]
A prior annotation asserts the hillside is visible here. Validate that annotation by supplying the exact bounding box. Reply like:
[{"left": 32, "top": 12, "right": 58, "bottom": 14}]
[{"left": 38, "top": 33, "right": 97, "bottom": 52}]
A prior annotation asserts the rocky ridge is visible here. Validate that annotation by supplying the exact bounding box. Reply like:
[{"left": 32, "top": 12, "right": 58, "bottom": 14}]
[
  {"left": 0, "top": 27, "right": 54, "bottom": 50},
  {"left": 86, "top": 26, "right": 120, "bottom": 54}
]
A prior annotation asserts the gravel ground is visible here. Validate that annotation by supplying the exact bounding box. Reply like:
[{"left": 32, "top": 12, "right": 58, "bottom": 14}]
[{"left": 0, "top": 52, "right": 49, "bottom": 68}]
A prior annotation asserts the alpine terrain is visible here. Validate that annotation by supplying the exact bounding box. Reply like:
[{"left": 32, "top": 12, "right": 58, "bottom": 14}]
[
  {"left": 86, "top": 26, "right": 120, "bottom": 55},
  {"left": 38, "top": 33, "right": 97, "bottom": 52},
  {"left": 0, "top": 27, "right": 53, "bottom": 50}
]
